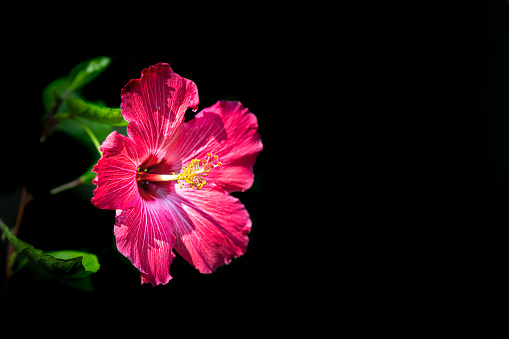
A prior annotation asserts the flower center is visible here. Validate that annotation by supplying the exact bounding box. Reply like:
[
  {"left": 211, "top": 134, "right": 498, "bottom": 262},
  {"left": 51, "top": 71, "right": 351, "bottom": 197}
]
[{"left": 137, "top": 153, "right": 222, "bottom": 190}]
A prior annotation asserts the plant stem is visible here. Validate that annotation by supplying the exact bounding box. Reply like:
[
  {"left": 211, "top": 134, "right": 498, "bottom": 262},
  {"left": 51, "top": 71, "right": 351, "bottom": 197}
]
[
  {"left": 39, "top": 88, "right": 72, "bottom": 143},
  {"left": 49, "top": 178, "right": 83, "bottom": 195},
  {"left": 71, "top": 117, "right": 102, "bottom": 155},
  {"left": 3, "top": 187, "right": 32, "bottom": 292}
]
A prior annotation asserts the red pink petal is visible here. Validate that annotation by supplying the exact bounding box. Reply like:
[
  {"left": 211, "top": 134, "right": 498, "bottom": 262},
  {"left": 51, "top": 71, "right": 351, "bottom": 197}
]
[
  {"left": 170, "top": 101, "right": 263, "bottom": 193},
  {"left": 114, "top": 198, "right": 177, "bottom": 286},
  {"left": 91, "top": 131, "right": 140, "bottom": 210},
  {"left": 121, "top": 63, "right": 199, "bottom": 162},
  {"left": 170, "top": 185, "right": 251, "bottom": 273}
]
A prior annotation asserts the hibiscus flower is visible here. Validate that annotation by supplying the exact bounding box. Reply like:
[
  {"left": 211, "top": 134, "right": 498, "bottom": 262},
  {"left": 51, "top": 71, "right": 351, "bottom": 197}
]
[{"left": 91, "top": 63, "right": 262, "bottom": 286}]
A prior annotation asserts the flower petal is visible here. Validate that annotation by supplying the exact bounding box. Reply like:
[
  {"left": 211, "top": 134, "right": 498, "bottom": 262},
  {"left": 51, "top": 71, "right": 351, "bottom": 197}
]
[
  {"left": 171, "top": 101, "right": 262, "bottom": 193},
  {"left": 169, "top": 185, "right": 251, "bottom": 273},
  {"left": 91, "top": 131, "right": 140, "bottom": 210},
  {"left": 121, "top": 63, "right": 199, "bottom": 162},
  {"left": 114, "top": 199, "right": 177, "bottom": 286}
]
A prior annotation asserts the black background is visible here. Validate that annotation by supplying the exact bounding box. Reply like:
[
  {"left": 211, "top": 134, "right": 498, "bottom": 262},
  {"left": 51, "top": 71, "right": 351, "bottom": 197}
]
[
  {"left": 2, "top": 1, "right": 509, "bottom": 336},
  {"left": 425, "top": 2, "right": 509, "bottom": 337},
  {"left": 0, "top": 13, "right": 315, "bottom": 330}
]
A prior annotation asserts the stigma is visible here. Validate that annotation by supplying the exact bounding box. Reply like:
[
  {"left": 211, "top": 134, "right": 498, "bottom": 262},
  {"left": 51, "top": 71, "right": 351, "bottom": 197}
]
[{"left": 137, "top": 153, "right": 222, "bottom": 189}]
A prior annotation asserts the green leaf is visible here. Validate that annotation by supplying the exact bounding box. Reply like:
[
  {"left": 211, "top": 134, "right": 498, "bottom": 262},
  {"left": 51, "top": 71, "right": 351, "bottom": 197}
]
[
  {"left": 0, "top": 221, "right": 100, "bottom": 279},
  {"left": 46, "top": 251, "right": 100, "bottom": 279},
  {"left": 42, "top": 77, "right": 69, "bottom": 112},
  {"left": 58, "top": 275, "right": 95, "bottom": 292},
  {"left": 67, "top": 56, "right": 111, "bottom": 91},
  {"left": 66, "top": 97, "right": 127, "bottom": 126},
  {"left": 42, "top": 56, "right": 110, "bottom": 112},
  {"left": 57, "top": 116, "right": 113, "bottom": 152}
]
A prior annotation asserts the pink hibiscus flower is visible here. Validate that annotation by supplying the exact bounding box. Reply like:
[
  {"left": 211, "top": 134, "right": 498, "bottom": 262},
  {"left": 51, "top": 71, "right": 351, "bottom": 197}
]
[{"left": 91, "top": 63, "right": 262, "bottom": 286}]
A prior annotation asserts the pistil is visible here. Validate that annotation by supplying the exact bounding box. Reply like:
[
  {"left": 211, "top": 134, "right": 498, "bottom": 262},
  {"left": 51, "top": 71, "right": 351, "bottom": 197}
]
[{"left": 137, "top": 153, "right": 222, "bottom": 190}]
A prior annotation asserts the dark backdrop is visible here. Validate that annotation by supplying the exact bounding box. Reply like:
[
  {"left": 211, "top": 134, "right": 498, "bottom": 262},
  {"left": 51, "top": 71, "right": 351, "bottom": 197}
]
[
  {"left": 0, "top": 21, "right": 308, "bottom": 329},
  {"left": 5, "top": 1, "right": 509, "bottom": 336}
]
